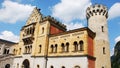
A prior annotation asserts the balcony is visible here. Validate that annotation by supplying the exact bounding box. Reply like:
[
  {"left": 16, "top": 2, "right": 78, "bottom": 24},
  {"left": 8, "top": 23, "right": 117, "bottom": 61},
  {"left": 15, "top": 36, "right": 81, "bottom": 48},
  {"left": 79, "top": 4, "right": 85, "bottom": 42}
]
[{"left": 22, "top": 34, "right": 34, "bottom": 45}]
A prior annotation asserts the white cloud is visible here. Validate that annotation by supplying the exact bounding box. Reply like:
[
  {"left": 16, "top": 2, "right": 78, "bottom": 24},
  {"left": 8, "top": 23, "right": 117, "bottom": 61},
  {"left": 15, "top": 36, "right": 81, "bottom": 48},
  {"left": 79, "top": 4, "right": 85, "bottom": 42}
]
[
  {"left": 65, "top": 22, "right": 84, "bottom": 30},
  {"left": 0, "top": 31, "right": 19, "bottom": 43},
  {"left": 109, "top": 3, "right": 120, "bottom": 19},
  {"left": 52, "top": 0, "right": 91, "bottom": 23},
  {"left": 115, "top": 36, "right": 120, "bottom": 43},
  {"left": 0, "top": 0, "right": 35, "bottom": 23}
]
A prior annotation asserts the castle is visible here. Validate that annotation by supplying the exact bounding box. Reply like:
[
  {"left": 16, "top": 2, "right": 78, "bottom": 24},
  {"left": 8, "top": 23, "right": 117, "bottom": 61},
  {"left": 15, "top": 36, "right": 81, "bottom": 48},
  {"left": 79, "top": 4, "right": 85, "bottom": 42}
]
[{"left": 0, "top": 4, "right": 111, "bottom": 68}]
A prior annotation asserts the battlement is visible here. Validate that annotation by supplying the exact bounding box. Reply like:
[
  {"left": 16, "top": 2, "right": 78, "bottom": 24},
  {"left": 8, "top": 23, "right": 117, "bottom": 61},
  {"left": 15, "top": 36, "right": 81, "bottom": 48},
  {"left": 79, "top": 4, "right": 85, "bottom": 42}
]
[
  {"left": 86, "top": 4, "right": 108, "bottom": 19},
  {"left": 42, "top": 15, "right": 66, "bottom": 30}
]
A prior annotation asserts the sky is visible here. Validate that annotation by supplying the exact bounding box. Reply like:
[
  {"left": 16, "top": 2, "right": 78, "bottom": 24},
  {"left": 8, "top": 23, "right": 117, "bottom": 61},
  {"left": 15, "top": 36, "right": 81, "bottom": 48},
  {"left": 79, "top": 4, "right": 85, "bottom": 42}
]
[{"left": 0, "top": 0, "right": 120, "bottom": 56}]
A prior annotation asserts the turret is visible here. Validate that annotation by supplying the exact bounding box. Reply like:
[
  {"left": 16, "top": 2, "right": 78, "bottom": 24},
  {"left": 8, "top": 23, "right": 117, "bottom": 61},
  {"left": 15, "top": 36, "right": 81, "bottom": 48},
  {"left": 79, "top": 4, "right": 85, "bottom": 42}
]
[{"left": 86, "top": 4, "right": 111, "bottom": 68}]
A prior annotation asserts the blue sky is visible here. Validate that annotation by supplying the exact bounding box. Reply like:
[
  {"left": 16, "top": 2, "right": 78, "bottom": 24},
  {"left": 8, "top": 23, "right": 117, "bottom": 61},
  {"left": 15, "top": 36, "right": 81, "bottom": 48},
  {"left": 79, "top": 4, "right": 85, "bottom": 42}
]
[{"left": 0, "top": 0, "right": 120, "bottom": 56}]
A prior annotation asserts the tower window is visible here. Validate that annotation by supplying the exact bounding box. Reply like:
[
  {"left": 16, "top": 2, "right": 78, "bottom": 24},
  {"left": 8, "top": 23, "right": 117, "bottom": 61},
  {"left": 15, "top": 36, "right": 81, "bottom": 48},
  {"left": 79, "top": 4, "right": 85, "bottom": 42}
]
[
  {"left": 101, "top": 26, "right": 104, "bottom": 32},
  {"left": 103, "top": 47, "right": 106, "bottom": 54}
]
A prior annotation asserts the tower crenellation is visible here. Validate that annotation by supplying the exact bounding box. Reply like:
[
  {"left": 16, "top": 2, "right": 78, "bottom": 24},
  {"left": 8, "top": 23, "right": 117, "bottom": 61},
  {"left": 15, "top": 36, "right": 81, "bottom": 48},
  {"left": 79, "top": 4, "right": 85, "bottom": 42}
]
[
  {"left": 86, "top": 4, "right": 108, "bottom": 19},
  {"left": 42, "top": 15, "right": 66, "bottom": 29}
]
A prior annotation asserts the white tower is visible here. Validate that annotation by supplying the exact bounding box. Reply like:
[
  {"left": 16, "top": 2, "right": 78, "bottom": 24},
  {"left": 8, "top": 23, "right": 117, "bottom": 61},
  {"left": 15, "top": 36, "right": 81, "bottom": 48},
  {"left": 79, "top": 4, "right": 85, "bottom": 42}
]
[{"left": 86, "top": 4, "right": 111, "bottom": 68}]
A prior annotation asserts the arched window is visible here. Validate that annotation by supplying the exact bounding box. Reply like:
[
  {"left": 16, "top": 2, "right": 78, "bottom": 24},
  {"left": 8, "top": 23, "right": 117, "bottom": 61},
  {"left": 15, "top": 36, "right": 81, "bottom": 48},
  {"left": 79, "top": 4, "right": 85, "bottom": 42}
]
[
  {"left": 37, "top": 65, "right": 40, "bottom": 68},
  {"left": 66, "top": 42, "right": 69, "bottom": 52},
  {"left": 74, "top": 41, "right": 78, "bottom": 51},
  {"left": 74, "top": 65, "right": 80, "bottom": 68},
  {"left": 55, "top": 44, "right": 58, "bottom": 53},
  {"left": 28, "top": 28, "right": 30, "bottom": 35},
  {"left": 42, "top": 27, "right": 44, "bottom": 34},
  {"left": 5, "top": 64, "right": 10, "bottom": 68},
  {"left": 39, "top": 45, "right": 42, "bottom": 53},
  {"left": 4, "top": 49, "right": 7, "bottom": 54},
  {"left": 50, "top": 65, "right": 54, "bottom": 68},
  {"left": 51, "top": 45, "right": 54, "bottom": 53},
  {"left": 62, "top": 66, "right": 65, "bottom": 68},
  {"left": 101, "top": 26, "right": 104, "bottom": 32},
  {"left": 19, "top": 48, "right": 21, "bottom": 55},
  {"left": 7, "top": 49, "right": 9, "bottom": 54},
  {"left": 28, "top": 46, "right": 30, "bottom": 53},
  {"left": 30, "top": 27, "right": 32, "bottom": 34},
  {"left": 25, "top": 46, "right": 27, "bottom": 53},
  {"left": 30, "top": 45, "right": 32, "bottom": 53},
  {"left": 79, "top": 41, "right": 84, "bottom": 51},
  {"left": 61, "top": 43, "right": 65, "bottom": 52},
  {"left": 13, "top": 49, "right": 15, "bottom": 54}
]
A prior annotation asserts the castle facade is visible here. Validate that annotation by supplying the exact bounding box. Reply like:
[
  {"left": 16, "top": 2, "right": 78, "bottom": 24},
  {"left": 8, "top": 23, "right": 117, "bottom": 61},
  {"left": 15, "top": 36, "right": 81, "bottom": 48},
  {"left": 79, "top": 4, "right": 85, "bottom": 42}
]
[{"left": 0, "top": 4, "right": 111, "bottom": 68}]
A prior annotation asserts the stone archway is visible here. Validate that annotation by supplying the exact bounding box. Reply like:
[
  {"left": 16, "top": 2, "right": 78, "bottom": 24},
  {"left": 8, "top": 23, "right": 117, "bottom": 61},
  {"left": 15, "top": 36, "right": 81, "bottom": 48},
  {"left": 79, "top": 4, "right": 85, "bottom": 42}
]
[
  {"left": 5, "top": 64, "right": 10, "bottom": 68},
  {"left": 22, "top": 59, "right": 30, "bottom": 68}
]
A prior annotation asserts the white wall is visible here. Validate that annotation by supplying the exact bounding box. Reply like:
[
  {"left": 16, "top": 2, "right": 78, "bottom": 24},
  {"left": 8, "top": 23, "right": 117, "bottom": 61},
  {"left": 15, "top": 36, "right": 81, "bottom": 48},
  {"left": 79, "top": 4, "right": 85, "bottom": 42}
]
[
  {"left": 47, "top": 57, "right": 88, "bottom": 68},
  {"left": 13, "top": 54, "right": 46, "bottom": 68}
]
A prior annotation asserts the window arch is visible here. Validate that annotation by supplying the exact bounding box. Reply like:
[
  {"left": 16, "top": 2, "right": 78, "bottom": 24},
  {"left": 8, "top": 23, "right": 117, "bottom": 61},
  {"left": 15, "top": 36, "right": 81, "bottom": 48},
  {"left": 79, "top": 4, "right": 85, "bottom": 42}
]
[
  {"left": 5, "top": 64, "right": 10, "bottom": 68},
  {"left": 61, "top": 43, "right": 65, "bottom": 52},
  {"left": 66, "top": 42, "right": 69, "bottom": 52},
  {"left": 51, "top": 45, "right": 54, "bottom": 53},
  {"left": 62, "top": 66, "right": 65, "bottom": 68},
  {"left": 74, "top": 65, "right": 80, "bottom": 68},
  {"left": 79, "top": 41, "right": 84, "bottom": 51},
  {"left": 50, "top": 65, "right": 54, "bottom": 68},
  {"left": 73, "top": 41, "right": 78, "bottom": 51}
]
